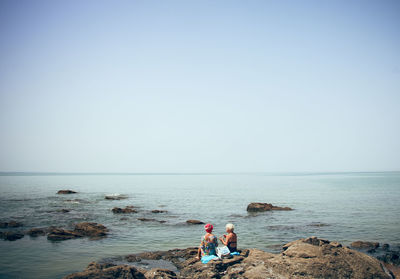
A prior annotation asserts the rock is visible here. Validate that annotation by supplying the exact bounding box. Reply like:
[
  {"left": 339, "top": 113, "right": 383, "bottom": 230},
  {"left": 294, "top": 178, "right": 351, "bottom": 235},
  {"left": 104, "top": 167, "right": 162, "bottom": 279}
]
[
  {"left": 145, "top": 268, "right": 177, "bottom": 279},
  {"left": 137, "top": 218, "right": 166, "bottom": 223},
  {"left": 246, "top": 202, "right": 292, "bottom": 212},
  {"left": 186, "top": 220, "right": 204, "bottom": 225},
  {"left": 120, "top": 217, "right": 129, "bottom": 221},
  {"left": 47, "top": 228, "right": 82, "bottom": 241},
  {"left": 56, "top": 209, "right": 70, "bottom": 213},
  {"left": 0, "top": 231, "right": 24, "bottom": 241},
  {"left": 74, "top": 222, "right": 108, "bottom": 237},
  {"left": 151, "top": 210, "right": 168, "bottom": 213},
  {"left": 378, "top": 250, "right": 400, "bottom": 266},
  {"left": 57, "top": 190, "right": 77, "bottom": 194},
  {"left": 383, "top": 243, "right": 390, "bottom": 251},
  {"left": 65, "top": 238, "right": 392, "bottom": 279},
  {"left": 63, "top": 262, "right": 146, "bottom": 279},
  {"left": 351, "top": 241, "right": 380, "bottom": 249},
  {"left": 105, "top": 194, "right": 128, "bottom": 200},
  {"left": 0, "top": 220, "right": 23, "bottom": 228},
  {"left": 27, "top": 228, "right": 46, "bottom": 237},
  {"left": 112, "top": 207, "right": 137, "bottom": 214},
  {"left": 47, "top": 222, "right": 108, "bottom": 241}
]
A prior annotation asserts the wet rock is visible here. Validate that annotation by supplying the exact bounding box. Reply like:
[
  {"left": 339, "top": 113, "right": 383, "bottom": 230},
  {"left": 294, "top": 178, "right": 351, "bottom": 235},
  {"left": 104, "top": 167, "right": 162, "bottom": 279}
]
[
  {"left": 383, "top": 243, "right": 390, "bottom": 251},
  {"left": 378, "top": 250, "right": 400, "bottom": 266},
  {"left": 145, "top": 268, "right": 177, "bottom": 279},
  {"left": 137, "top": 218, "right": 166, "bottom": 223},
  {"left": 57, "top": 190, "right": 77, "bottom": 194},
  {"left": 120, "top": 217, "right": 129, "bottom": 221},
  {"left": 63, "top": 262, "right": 146, "bottom": 279},
  {"left": 0, "top": 231, "right": 24, "bottom": 241},
  {"left": 74, "top": 222, "right": 108, "bottom": 237},
  {"left": 112, "top": 207, "right": 137, "bottom": 214},
  {"left": 351, "top": 241, "right": 380, "bottom": 249},
  {"left": 186, "top": 220, "right": 204, "bottom": 225},
  {"left": 151, "top": 210, "right": 168, "bottom": 213},
  {"left": 246, "top": 202, "right": 292, "bottom": 212},
  {"left": 56, "top": 209, "right": 70, "bottom": 213},
  {"left": 47, "top": 228, "right": 82, "bottom": 241},
  {"left": 0, "top": 220, "right": 23, "bottom": 228},
  {"left": 27, "top": 228, "right": 47, "bottom": 237},
  {"left": 105, "top": 194, "right": 128, "bottom": 200}
]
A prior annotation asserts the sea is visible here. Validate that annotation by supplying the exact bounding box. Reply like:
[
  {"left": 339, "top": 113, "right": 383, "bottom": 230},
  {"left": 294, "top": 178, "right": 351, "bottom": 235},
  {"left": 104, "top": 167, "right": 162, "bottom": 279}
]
[{"left": 0, "top": 172, "right": 399, "bottom": 278}]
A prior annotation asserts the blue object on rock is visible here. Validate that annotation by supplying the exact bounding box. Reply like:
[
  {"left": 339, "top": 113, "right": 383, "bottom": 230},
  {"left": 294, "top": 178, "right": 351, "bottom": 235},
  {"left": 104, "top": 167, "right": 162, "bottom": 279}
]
[
  {"left": 201, "top": 255, "right": 218, "bottom": 264},
  {"left": 230, "top": 252, "right": 240, "bottom": 256}
]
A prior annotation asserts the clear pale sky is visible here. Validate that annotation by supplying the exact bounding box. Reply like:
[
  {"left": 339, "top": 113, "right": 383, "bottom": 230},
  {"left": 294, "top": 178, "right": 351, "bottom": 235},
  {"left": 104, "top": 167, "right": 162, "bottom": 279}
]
[{"left": 0, "top": 0, "right": 399, "bottom": 173}]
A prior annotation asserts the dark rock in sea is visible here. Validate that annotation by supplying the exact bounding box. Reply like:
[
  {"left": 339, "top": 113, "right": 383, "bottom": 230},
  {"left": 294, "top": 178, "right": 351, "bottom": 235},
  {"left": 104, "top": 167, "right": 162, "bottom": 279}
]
[
  {"left": 27, "top": 228, "right": 47, "bottom": 237},
  {"left": 120, "top": 217, "right": 129, "bottom": 221},
  {"left": 56, "top": 209, "right": 70, "bottom": 213},
  {"left": 63, "top": 262, "right": 146, "bottom": 279},
  {"left": 0, "top": 231, "right": 24, "bottom": 241},
  {"left": 137, "top": 218, "right": 166, "bottom": 223},
  {"left": 112, "top": 207, "right": 137, "bottom": 214},
  {"left": 351, "top": 241, "right": 380, "bottom": 249},
  {"left": 151, "top": 210, "right": 168, "bottom": 213},
  {"left": 0, "top": 220, "right": 23, "bottom": 228},
  {"left": 47, "top": 228, "right": 83, "bottom": 241},
  {"left": 383, "top": 243, "right": 390, "bottom": 251},
  {"left": 105, "top": 194, "right": 128, "bottom": 200},
  {"left": 378, "top": 250, "right": 400, "bottom": 266},
  {"left": 186, "top": 220, "right": 204, "bottom": 225},
  {"left": 47, "top": 222, "right": 108, "bottom": 241},
  {"left": 74, "top": 222, "right": 108, "bottom": 237},
  {"left": 246, "top": 202, "right": 292, "bottom": 212},
  {"left": 66, "top": 237, "right": 391, "bottom": 279},
  {"left": 57, "top": 190, "right": 77, "bottom": 194}
]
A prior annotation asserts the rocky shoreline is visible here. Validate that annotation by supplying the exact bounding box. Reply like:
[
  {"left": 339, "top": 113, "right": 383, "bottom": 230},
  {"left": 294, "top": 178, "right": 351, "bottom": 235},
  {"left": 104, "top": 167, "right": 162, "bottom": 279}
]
[{"left": 64, "top": 236, "right": 397, "bottom": 279}]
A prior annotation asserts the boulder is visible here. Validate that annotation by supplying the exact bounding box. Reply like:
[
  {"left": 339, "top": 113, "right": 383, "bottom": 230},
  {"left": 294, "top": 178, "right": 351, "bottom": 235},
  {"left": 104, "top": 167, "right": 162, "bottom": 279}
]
[
  {"left": 112, "top": 207, "right": 137, "bottom": 214},
  {"left": 63, "top": 262, "right": 146, "bottom": 279},
  {"left": 0, "top": 220, "right": 23, "bottom": 228},
  {"left": 145, "top": 268, "right": 177, "bottom": 279},
  {"left": 0, "top": 231, "right": 24, "bottom": 241},
  {"left": 246, "top": 202, "right": 292, "bottom": 212},
  {"left": 351, "top": 241, "right": 380, "bottom": 249},
  {"left": 27, "top": 228, "right": 47, "bottom": 237},
  {"left": 186, "top": 220, "right": 204, "bottom": 225},
  {"left": 105, "top": 194, "right": 128, "bottom": 200},
  {"left": 74, "top": 222, "right": 108, "bottom": 237},
  {"left": 57, "top": 190, "right": 77, "bottom": 194},
  {"left": 47, "top": 228, "right": 82, "bottom": 241}
]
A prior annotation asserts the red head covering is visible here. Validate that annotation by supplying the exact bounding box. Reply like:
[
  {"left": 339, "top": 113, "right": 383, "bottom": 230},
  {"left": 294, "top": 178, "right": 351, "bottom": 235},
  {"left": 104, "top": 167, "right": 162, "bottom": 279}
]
[{"left": 204, "top": 223, "right": 213, "bottom": 233}]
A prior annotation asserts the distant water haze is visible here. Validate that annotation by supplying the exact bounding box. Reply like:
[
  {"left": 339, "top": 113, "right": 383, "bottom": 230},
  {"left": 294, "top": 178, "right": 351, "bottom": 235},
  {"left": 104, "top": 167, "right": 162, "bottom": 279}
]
[{"left": 0, "top": 0, "right": 399, "bottom": 173}]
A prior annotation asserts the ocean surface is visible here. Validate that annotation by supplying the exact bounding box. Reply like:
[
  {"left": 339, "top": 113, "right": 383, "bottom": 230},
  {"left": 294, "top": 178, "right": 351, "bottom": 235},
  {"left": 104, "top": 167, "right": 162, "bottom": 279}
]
[{"left": 0, "top": 172, "right": 399, "bottom": 278}]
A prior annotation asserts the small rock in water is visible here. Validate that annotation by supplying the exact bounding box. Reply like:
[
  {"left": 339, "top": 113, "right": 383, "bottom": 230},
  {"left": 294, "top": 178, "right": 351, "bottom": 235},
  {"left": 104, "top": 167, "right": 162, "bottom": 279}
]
[
  {"left": 57, "top": 190, "right": 77, "bottom": 194},
  {"left": 151, "top": 210, "right": 168, "bottom": 213},
  {"left": 47, "top": 222, "right": 108, "bottom": 241},
  {"left": 0, "top": 220, "right": 23, "bottom": 228},
  {"left": 138, "top": 218, "right": 157, "bottom": 222},
  {"left": 246, "top": 202, "right": 292, "bottom": 212},
  {"left": 105, "top": 194, "right": 128, "bottom": 200},
  {"left": 351, "top": 241, "right": 380, "bottom": 249},
  {"left": 27, "top": 228, "right": 47, "bottom": 237},
  {"left": 186, "top": 220, "right": 204, "bottom": 225},
  {"left": 56, "top": 209, "right": 70, "bottom": 213},
  {"left": 0, "top": 231, "right": 25, "bottom": 241},
  {"left": 112, "top": 207, "right": 137, "bottom": 214}
]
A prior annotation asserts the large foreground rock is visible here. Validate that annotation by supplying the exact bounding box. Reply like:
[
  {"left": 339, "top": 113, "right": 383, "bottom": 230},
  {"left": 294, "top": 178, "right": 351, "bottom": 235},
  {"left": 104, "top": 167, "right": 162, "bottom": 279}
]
[
  {"left": 65, "top": 237, "right": 392, "bottom": 279},
  {"left": 247, "top": 202, "right": 292, "bottom": 212}
]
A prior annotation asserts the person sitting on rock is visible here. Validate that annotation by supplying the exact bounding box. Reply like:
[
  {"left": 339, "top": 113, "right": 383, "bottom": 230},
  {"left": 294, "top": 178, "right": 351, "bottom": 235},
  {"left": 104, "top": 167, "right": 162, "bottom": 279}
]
[
  {"left": 196, "top": 223, "right": 218, "bottom": 263},
  {"left": 219, "top": 223, "right": 237, "bottom": 253}
]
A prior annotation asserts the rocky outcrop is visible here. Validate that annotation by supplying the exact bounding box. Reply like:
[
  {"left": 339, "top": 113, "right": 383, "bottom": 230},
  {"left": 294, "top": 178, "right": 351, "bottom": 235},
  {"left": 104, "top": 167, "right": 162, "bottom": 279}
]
[
  {"left": 27, "top": 228, "right": 47, "bottom": 237},
  {"left": 186, "top": 220, "right": 204, "bottom": 225},
  {"left": 0, "top": 231, "right": 24, "bottom": 241},
  {"left": 112, "top": 206, "right": 137, "bottom": 214},
  {"left": 47, "top": 222, "right": 108, "bottom": 241},
  {"left": 246, "top": 202, "right": 292, "bottom": 212},
  {"left": 63, "top": 262, "right": 146, "bottom": 279},
  {"left": 65, "top": 237, "right": 392, "bottom": 279},
  {"left": 57, "top": 190, "right": 77, "bottom": 194},
  {"left": 351, "top": 240, "right": 380, "bottom": 249},
  {"left": 0, "top": 220, "right": 23, "bottom": 228}
]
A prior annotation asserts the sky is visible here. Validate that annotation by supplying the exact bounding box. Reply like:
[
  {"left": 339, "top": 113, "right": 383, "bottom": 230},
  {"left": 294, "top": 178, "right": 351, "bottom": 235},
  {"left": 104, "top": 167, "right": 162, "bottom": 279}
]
[{"left": 0, "top": 0, "right": 399, "bottom": 173}]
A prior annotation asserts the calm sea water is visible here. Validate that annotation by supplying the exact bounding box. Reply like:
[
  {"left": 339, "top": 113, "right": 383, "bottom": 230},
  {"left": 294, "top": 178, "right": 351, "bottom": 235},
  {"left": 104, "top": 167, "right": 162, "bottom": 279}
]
[{"left": 0, "top": 172, "right": 399, "bottom": 278}]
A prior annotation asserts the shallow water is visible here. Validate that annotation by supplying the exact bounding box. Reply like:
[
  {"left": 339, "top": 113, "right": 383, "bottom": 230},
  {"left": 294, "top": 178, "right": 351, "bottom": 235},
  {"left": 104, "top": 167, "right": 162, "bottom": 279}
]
[{"left": 0, "top": 172, "right": 399, "bottom": 278}]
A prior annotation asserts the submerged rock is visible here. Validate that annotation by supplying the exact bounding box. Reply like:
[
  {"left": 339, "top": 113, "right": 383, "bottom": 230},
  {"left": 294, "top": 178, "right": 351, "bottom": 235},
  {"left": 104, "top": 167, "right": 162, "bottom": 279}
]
[
  {"left": 57, "top": 190, "right": 77, "bottom": 194},
  {"left": 246, "top": 202, "right": 292, "bottom": 212},
  {"left": 0, "top": 231, "right": 24, "bottom": 241},
  {"left": 65, "top": 237, "right": 392, "bottom": 279},
  {"left": 112, "top": 207, "right": 137, "bottom": 214},
  {"left": 47, "top": 228, "right": 83, "bottom": 241},
  {"left": 105, "top": 194, "right": 128, "bottom": 200},
  {"left": 0, "top": 220, "right": 23, "bottom": 228},
  {"left": 137, "top": 218, "right": 166, "bottom": 223},
  {"left": 27, "top": 228, "right": 47, "bottom": 237},
  {"left": 186, "top": 220, "right": 204, "bottom": 225},
  {"left": 351, "top": 241, "right": 380, "bottom": 249},
  {"left": 151, "top": 210, "right": 168, "bottom": 213}
]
